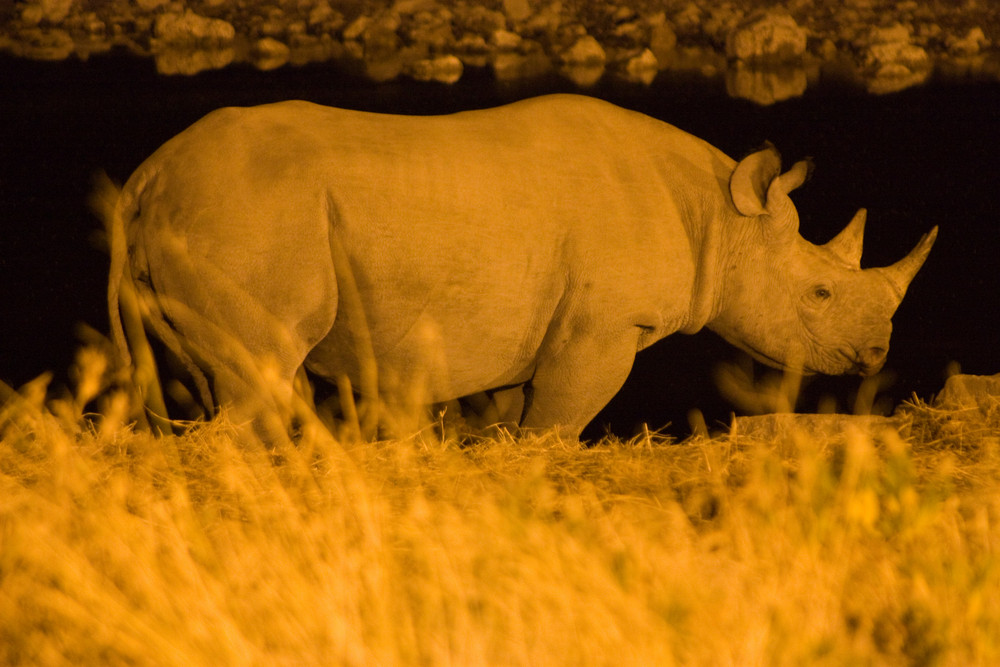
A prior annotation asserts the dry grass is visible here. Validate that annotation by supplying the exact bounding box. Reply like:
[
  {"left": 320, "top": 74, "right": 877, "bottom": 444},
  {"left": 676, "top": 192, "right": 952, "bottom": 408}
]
[{"left": 3, "top": 349, "right": 1000, "bottom": 666}]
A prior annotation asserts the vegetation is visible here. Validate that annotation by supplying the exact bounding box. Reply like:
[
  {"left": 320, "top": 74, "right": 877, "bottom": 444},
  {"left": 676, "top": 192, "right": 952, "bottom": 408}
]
[{"left": 2, "top": 348, "right": 1000, "bottom": 665}]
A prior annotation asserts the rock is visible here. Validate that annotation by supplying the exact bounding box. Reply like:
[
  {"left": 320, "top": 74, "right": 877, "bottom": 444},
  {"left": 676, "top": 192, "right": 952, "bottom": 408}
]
[
  {"left": 524, "top": 1, "right": 563, "bottom": 36},
  {"left": 622, "top": 48, "right": 658, "bottom": 84},
  {"left": 342, "top": 15, "right": 370, "bottom": 41},
  {"left": 731, "top": 413, "right": 910, "bottom": 442},
  {"left": 672, "top": 3, "right": 702, "bottom": 37},
  {"left": 915, "top": 22, "right": 943, "bottom": 43},
  {"left": 560, "top": 34, "right": 605, "bottom": 65},
  {"left": 491, "top": 29, "right": 522, "bottom": 51},
  {"left": 859, "top": 23, "right": 931, "bottom": 93},
  {"left": 80, "top": 12, "right": 105, "bottom": 35},
  {"left": 391, "top": 0, "right": 439, "bottom": 15},
  {"left": 456, "top": 5, "right": 505, "bottom": 36},
  {"left": 862, "top": 23, "right": 929, "bottom": 70},
  {"left": 704, "top": 5, "right": 743, "bottom": 45},
  {"left": 258, "top": 14, "right": 288, "bottom": 39},
  {"left": 33, "top": 0, "right": 75, "bottom": 24},
  {"left": 409, "top": 54, "right": 463, "bottom": 83},
  {"left": 20, "top": 4, "right": 45, "bottom": 25},
  {"left": 948, "top": 27, "right": 989, "bottom": 56},
  {"left": 455, "top": 34, "right": 489, "bottom": 54},
  {"left": 355, "top": 12, "right": 402, "bottom": 57},
  {"left": 612, "top": 20, "right": 645, "bottom": 45},
  {"left": 308, "top": 2, "right": 336, "bottom": 28},
  {"left": 612, "top": 6, "right": 637, "bottom": 23},
  {"left": 725, "top": 11, "right": 807, "bottom": 63},
  {"left": 8, "top": 27, "right": 74, "bottom": 60},
  {"left": 934, "top": 373, "right": 1000, "bottom": 414},
  {"left": 405, "top": 6, "right": 455, "bottom": 51},
  {"left": 647, "top": 14, "right": 677, "bottom": 64},
  {"left": 153, "top": 10, "right": 235, "bottom": 46},
  {"left": 503, "top": 0, "right": 532, "bottom": 23},
  {"left": 154, "top": 46, "right": 234, "bottom": 75},
  {"left": 135, "top": 0, "right": 168, "bottom": 10},
  {"left": 816, "top": 38, "right": 838, "bottom": 62}
]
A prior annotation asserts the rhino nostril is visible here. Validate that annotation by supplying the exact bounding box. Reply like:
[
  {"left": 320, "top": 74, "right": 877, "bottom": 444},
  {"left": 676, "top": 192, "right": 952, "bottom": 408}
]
[{"left": 860, "top": 346, "right": 887, "bottom": 367}]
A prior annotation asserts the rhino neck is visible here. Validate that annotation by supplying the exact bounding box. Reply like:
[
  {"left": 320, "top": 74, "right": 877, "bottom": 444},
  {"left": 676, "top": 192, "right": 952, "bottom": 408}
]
[
  {"left": 677, "top": 189, "right": 738, "bottom": 336},
  {"left": 698, "top": 218, "right": 783, "bottom": 346}
]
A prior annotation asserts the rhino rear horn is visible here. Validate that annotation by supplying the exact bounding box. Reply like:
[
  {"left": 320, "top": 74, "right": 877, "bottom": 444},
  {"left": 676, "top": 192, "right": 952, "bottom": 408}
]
[
  {"left": 824, "top": 208, "right": 866, "bottom": 267},
  {"left": 730, "top": 144, "right": 781, "bottom": 217},
  {"left": 879, "top": 226, "right": 939, "bottom": 301}
]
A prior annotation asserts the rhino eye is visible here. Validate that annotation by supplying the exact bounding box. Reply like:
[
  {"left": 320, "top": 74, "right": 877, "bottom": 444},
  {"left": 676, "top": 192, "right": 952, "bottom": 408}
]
[{"left": 813, "top": 286, "right": 832, "bottom": 300}]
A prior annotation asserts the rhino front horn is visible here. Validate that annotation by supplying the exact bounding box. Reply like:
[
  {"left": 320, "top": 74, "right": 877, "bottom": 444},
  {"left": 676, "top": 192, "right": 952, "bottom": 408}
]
[{"left": 879, "top": 226, "right": 939, "bottom": 301}]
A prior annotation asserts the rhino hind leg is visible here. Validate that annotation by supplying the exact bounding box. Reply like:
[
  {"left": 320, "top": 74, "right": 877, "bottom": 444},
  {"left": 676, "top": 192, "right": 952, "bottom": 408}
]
[
  {"left": 147, "top": 241, "right": 338, "bottom": 445},
  {"left": 451, "top": 385, "right": 526, "bottom": 435}
]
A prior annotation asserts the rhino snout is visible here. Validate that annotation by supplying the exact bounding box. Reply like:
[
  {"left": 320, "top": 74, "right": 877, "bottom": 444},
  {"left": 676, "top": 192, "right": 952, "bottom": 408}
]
[{"left": 856, "top": 345, "right": 888, "bottom": 376}]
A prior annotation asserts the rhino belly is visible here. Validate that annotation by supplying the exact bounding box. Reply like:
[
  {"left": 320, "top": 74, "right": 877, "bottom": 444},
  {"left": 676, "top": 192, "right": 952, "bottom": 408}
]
[{"left": 304, "top": 305, "right": 544, "bottom": 402}]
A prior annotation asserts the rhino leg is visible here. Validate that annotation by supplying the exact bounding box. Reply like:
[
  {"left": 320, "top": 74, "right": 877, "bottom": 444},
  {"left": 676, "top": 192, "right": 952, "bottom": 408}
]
[
  {"left": 520, "top": 326, "right": 641, "bottom": 439},
  {"left": 456, "top": 385, "right": 526, "bottom": 433},
  {"left": 148, "top": 239, "right": 337, "bottom": 444},
  {"left": 491, "top": 385, "right": 527, "bottom": 424}
]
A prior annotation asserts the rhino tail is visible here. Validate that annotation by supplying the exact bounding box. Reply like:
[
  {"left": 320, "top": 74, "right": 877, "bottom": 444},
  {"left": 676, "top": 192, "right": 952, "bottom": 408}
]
[
  {"left": 92, "top": 171, "right": 174, "bottom": 433},
  {"left": 91, "top": 172, "right": 131, "bottom": 372}
]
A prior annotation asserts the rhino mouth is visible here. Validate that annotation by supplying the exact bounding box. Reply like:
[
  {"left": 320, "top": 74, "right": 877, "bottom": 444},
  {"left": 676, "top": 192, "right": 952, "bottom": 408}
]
[
  {"left": 853, "top": 359, "right": 886, "bottom": 377},
  {"left": 837, "top": 349, "right": 888, "bottom": 377},
  {"left": 739, "top": 342, "right": 819, "bottom": 376}
]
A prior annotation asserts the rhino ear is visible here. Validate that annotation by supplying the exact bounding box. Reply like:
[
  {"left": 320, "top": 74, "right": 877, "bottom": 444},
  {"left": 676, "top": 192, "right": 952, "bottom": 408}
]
[
  {"left": 730, "top": 143, "right": 782, "bottom": 217},
  {"left": 760, "top": 158, "right": 812, "bottom": 240},
  {"left": 773, "top": 158, "right": 813, "bottom": 197},
  {"left": 824, "top": 208, "right": 866, "bottom": 267}
]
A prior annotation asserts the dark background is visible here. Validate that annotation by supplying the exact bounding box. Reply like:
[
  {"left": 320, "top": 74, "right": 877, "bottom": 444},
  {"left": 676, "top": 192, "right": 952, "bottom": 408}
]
[{"left": 1, "top": 51, "right": 996, "bottom": 438}]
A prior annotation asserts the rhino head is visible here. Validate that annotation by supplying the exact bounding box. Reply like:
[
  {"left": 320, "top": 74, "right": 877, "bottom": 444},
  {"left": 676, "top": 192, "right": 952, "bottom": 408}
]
[{"left": 708, "top": 145, "right": 937, "bottom": 377}]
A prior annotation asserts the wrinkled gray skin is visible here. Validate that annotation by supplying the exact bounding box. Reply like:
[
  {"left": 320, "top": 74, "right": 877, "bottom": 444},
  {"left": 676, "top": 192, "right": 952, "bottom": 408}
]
[{"left": 105, "top": 94, "right": 937, "bottom": 440}]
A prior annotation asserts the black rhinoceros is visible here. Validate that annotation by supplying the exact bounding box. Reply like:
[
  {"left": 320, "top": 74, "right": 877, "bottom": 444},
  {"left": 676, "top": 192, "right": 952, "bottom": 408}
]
[{"left": 100, "top": 94, "right": 936, "bottom": 440}]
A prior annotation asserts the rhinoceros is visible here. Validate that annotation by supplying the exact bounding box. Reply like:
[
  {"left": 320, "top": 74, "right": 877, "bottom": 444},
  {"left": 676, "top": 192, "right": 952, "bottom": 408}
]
[{"left": 101, "top": 94, "right": 936, "bottom": 440}]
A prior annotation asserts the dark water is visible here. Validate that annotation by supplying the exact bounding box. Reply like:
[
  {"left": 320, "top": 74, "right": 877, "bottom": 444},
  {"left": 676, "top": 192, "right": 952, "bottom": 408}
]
[{"left": 2, "top": 51, "right": 997, "bottom": 438}]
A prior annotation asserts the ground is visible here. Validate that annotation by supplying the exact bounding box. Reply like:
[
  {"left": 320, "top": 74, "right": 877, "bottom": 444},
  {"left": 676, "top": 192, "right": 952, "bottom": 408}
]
[{"left": 3, "top": 354, "right": 1000, "bottom": 664}]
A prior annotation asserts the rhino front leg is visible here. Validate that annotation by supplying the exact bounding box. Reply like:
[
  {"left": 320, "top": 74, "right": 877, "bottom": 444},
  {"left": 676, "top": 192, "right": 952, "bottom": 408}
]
[{"left": 520, "top": 326, "right": 641, "bottom": 439}]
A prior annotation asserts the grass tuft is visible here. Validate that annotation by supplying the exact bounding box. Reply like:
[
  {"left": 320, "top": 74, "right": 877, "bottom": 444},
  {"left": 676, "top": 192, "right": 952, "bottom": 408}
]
[{"left": 2, "top": 351, "right": 1000, "bottom": 665}]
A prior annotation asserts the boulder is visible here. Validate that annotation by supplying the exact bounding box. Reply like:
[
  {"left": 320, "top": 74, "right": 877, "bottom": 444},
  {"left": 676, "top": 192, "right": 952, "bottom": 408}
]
[
  {"left": 622, "top": 48, "right": 658, "bottom": 84},
  {"left": 859, "top": 23, "right": 931, "bottom": 93},
  {"left": 153, "top": 10, "right": 235, "bottom": 46},
  {"left": 725, "top": 11, "right": 806, "bottom": 64},
  {"left": 409, "top": 54, "right": 463, "bottom": 83},
  {"left": 934, "top": 373, "right": 1000, "bottom": 414},
  {"left": 491, "top": 29, "right": 522, "bottom": 51},
  {"left": 503, "top": 0, "right": 532, "bottom": 23},
  {"left": 863, "top": 24, "right": 929, "bottom": 70},
  {"left": 947, "top": 27, "right": 989, "bottom": 57},
  {"left": 560, "top": 35, "right": 605, "bottom": 65}
]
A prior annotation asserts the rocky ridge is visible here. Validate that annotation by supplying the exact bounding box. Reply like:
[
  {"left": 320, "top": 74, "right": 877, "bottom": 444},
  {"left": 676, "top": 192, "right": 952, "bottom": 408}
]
[{"left": 3, "top": 0, "right": 999, "bottom": 102}]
